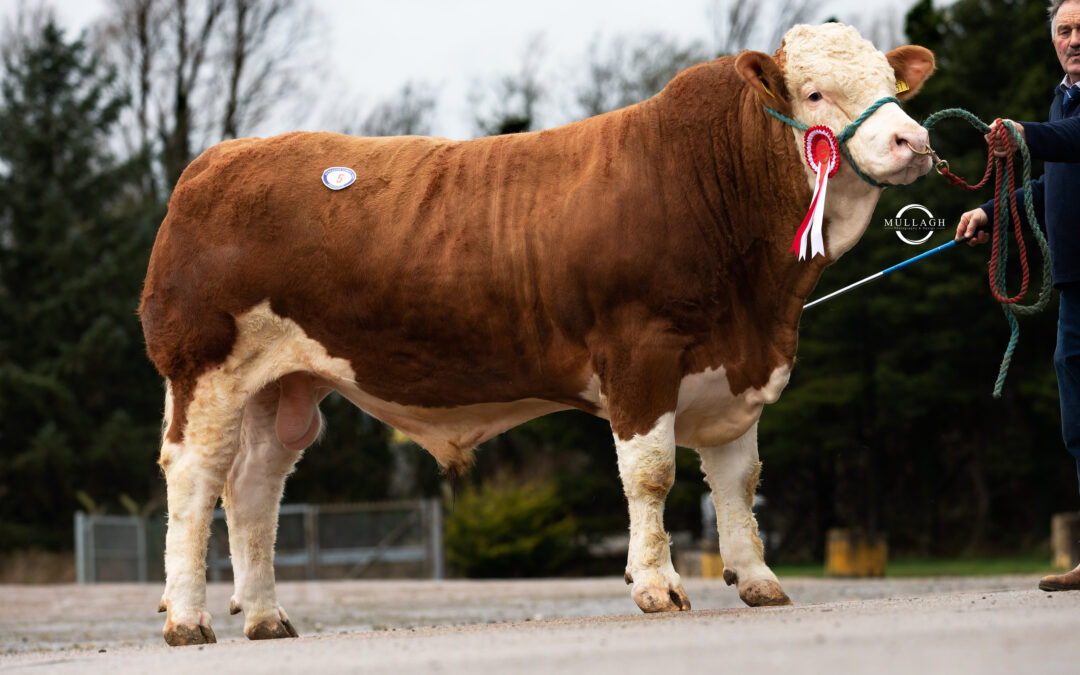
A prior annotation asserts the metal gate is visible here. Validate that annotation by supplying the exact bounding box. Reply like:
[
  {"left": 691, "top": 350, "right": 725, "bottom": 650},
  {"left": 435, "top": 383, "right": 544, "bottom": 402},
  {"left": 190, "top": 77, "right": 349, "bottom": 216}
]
[
  {"left": 73, "top": 512, "right": 150, "bottom": 583},
  {"left": 75, "top": 499, "right": 444, "bottom": 583}
]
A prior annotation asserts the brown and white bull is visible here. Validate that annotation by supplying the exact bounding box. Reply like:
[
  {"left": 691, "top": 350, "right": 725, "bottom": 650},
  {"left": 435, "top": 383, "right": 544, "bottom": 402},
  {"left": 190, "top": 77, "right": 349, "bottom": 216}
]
[{"left": 140, "top": 23, "right": 935, "bottom": 645}]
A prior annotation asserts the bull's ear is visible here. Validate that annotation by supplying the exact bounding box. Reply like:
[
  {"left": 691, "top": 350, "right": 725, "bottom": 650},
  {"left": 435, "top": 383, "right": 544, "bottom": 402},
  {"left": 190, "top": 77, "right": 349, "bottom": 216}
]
[
  {"left": 886, "top": 46, "right": 935, "bottom": 101},
  {"left": 735, "top": 50, "right": 791, "bottom": 115}
]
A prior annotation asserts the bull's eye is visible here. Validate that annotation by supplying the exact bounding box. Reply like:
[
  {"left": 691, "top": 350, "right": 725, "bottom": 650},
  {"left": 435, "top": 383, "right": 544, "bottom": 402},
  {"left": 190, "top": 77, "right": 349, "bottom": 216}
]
[{"left": 807, "top": 92, "right": 823, "bottom": 102}]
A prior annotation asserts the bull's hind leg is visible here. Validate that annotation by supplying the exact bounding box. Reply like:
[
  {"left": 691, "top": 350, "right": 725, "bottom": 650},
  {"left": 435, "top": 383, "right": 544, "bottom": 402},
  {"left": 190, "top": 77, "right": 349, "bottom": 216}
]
[
  {"left": 158, "top": 378, "right": 248, "bottom": 646},
  {"left": 221, "top": 373, "right": 319, "bottom": 640},
  {"left": 614, "top": 412, "right": 691, "bottom": 613},
  {"left": 696, "top": 421, "right": 791, "bottom": 607}
]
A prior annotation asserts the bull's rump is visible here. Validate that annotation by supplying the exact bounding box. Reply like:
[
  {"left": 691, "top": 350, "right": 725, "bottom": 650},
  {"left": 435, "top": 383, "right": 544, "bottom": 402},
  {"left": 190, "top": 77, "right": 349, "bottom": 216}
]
[{"left": 141, "top": 131, "right": 610, "bottom": 410}]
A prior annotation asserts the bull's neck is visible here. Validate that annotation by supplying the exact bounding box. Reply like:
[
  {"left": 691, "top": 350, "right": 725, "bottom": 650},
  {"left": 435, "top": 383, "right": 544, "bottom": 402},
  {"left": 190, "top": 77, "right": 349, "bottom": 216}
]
[{"left": 647, "top": 65, "right": 836, "bottom": 363}]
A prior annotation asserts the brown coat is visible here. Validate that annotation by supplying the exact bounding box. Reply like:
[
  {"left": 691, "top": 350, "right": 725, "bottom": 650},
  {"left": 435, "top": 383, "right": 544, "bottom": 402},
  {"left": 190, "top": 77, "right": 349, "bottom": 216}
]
[{"left": 140, "top": 55, "right": 825, "bottom": 452}]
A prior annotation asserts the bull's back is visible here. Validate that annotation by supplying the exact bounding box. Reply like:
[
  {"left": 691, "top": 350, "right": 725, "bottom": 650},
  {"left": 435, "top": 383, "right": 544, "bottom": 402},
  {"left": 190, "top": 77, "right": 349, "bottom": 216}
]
[{"left": 140, "top": 131, "right": 601, "bottom": 408}]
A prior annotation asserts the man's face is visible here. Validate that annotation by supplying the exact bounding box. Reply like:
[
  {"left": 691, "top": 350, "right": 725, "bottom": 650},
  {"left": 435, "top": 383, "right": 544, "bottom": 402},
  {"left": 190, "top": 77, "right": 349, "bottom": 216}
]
[{"left": 1054, "top": 1, "right": 1080, "bottom": 83}]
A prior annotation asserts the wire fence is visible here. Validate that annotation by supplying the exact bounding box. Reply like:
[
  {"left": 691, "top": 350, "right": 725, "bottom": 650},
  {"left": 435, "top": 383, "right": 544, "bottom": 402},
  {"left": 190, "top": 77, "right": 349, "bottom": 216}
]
[{"left": 74, "top": 499, "right": 444, "bottom": 583}]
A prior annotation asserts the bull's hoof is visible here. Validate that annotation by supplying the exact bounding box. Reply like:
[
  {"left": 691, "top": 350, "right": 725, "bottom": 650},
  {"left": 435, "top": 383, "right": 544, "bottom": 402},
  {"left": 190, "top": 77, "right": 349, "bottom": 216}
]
[
  {"left": 246, "top": 617, "right": 299, "bottom": 640},
  {"left": 738, "top": 579, "right": 792, "bottom": 607},
  {"left": 633, "top": 583, "right": 692, "bottom": 613},
  {"left": 244, "top": 607, "right": 300, "bottom": 640},
  {"left": 163, "top": 621, "right": 217, "bottom": 646}
]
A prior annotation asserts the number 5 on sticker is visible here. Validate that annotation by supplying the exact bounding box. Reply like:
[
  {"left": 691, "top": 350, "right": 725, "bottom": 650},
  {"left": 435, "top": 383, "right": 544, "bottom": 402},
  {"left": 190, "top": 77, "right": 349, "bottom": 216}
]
[{"left": 321, "top": 167, "right": 356, "bottom": 190}]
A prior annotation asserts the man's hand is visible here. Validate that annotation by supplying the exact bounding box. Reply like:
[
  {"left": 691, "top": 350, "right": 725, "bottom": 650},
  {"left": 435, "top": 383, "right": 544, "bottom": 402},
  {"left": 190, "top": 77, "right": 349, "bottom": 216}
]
[
  {"left": 985, "top": 119, "right": 1025, "bottom": 157},
  {"left": 956, "top": 207, "right": 990, "bottom": 246}
]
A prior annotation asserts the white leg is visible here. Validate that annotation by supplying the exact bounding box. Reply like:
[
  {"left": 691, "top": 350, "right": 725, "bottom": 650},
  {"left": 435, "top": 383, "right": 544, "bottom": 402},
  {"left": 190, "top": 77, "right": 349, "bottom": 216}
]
[
  {"left": 615, "top": 412, "right": 690, "bottom": 612},
  {"left": 159, "top": 378, "right": 247, "bottom": 646},
  {"left": 222, "top": 385, "right": 306, "bottom": 640},
  {"left": 697, "top": 421, "right": 791, "bottom": 606}
]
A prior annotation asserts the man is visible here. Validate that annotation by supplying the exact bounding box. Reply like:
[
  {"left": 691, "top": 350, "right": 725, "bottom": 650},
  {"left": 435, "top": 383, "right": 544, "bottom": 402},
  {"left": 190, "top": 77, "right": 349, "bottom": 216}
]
[{"left": 957, "top": 0, "right": 1080, "bottom": 591}]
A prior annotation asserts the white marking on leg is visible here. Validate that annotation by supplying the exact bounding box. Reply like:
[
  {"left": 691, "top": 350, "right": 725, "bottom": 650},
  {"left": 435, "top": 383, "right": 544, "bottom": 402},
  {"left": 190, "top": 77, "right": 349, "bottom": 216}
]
[
  {"left": 697, "top": 421, "right": 786, "bottom": 602},
  {"left": 160, "top": 374, "right": 247, "bottom": 639},
  {"left": 614, "top": 412, "right": 687, "bottom": 610},
  {"left": 223, "top": 388, "right": 301, "bottom": 638}
]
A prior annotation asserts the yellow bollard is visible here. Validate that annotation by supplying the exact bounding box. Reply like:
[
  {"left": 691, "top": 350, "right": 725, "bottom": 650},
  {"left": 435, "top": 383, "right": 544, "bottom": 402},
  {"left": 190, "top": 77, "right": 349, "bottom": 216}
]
[
  {"left": 826, "top": 528, "right": 887, "bottom": 577},
  {"left": 701, "top": 552, "right": 726, "bottom": 578},
  {"left": 1050, "top": 512, "right": 1080, "bottom": 570}
]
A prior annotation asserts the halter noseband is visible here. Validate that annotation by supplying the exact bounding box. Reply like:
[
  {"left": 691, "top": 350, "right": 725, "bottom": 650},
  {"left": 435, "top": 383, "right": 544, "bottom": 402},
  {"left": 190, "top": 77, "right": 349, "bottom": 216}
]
[{"left": 763, "top": 96, "right": 900, "bottom": 188}]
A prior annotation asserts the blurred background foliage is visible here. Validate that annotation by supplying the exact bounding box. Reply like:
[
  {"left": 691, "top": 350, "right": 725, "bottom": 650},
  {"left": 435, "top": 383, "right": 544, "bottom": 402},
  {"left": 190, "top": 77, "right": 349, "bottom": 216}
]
[
  {"left": 0, "top": 0, "right": 1075, "bottom": 575},
  {"left": 444, "top": 479, "right": 583, "bottom": 578}
]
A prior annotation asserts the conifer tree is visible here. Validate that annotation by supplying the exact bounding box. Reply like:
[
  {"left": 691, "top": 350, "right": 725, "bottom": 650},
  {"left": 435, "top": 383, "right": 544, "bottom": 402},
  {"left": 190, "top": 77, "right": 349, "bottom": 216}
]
[{"left": 0, "top": 21, "right": 162, "bottom": 549}]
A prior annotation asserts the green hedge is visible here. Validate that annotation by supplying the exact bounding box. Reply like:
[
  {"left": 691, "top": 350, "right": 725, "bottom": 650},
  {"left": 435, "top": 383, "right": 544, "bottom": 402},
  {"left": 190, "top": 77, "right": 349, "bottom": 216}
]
[{"left": 445, "top": 480, "right": 584, "bottom": 578}]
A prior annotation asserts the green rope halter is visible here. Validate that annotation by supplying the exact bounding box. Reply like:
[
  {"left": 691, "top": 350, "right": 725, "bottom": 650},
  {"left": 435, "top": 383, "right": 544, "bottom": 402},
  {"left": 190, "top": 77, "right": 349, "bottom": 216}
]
[{"left": 763, "top": 96, "right": 900, "bottom": 188}]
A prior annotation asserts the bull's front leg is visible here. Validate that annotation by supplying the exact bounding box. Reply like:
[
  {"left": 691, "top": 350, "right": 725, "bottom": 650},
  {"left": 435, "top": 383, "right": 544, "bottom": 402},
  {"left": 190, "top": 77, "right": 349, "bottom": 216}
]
[
  {"left": 697, "top": 421, "right": 791, "bottom": 607},
  {"left": 613, "top": 411, "right": 690, "bottom": 612},
  {"left": 600, "top": 336, "right": 689, "bottom": 612}
]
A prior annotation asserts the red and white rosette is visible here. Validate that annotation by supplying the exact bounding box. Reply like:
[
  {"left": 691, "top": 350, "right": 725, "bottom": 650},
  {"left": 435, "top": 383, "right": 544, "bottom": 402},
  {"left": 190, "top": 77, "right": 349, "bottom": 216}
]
[{"left": 791, "top": 125, "right": 840, "bottom": 260}]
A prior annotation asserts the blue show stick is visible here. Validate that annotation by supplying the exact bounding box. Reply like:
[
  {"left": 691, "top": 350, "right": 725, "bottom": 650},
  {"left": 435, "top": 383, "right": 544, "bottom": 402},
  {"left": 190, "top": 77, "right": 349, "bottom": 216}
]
[{"left": 803, "top": 234, "right": 976, "bottom": 310}]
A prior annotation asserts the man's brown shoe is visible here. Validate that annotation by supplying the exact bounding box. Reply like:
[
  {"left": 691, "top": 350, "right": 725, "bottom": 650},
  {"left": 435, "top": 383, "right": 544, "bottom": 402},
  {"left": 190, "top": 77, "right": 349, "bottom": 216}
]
[{"left": 1039, "top": 562, "right": 1080, "bottom": 591}]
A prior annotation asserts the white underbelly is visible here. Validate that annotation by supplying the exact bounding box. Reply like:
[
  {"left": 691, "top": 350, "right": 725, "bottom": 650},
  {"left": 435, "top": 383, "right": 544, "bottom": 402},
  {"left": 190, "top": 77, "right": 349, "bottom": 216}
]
[
  {"left": 220, "top": 301, "right": 790, "bottom": 461},
  {"left": 333, "top": 382, "right": 569, "bottom": 454},
  {"left": 580, "top": 364, "right": 791, "bottom": 449},
  {"left": 221, "top": 301, "right": 571, "bottom": 465}
]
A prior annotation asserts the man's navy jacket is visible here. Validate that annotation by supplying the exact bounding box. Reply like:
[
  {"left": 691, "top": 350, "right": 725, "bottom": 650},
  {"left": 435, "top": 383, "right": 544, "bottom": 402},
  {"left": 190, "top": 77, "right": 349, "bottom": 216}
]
[{"left": 980, "top": 85, "right": 1080, "bottom": 287}]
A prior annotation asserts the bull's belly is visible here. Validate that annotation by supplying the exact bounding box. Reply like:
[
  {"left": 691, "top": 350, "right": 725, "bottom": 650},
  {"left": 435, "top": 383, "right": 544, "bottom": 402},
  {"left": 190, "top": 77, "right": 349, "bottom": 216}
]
[
  {"left": 216, "top": 301, "right": 790, "bottom": 468},
  {"left": 333, "top": 383, "right": 570, "bottom": 460},
  {"left": 219, "top": 301, "right": 573, "bottom": 468}
]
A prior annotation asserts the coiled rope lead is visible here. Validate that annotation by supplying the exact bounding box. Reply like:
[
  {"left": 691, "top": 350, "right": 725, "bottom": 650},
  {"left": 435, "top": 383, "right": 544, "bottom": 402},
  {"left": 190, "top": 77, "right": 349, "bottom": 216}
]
[
  {"left": 771, "top": 102, "right": 1052, "bottom": 398},
  {"left": 921, "top": 109, "right": 1053, "bottom": 398}
]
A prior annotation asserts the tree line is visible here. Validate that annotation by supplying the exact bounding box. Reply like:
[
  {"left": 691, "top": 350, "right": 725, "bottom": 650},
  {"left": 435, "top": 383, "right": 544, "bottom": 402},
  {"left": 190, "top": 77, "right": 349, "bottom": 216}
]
[{"left": 0, "top": 0, "right": 1071, "bottom": 569}]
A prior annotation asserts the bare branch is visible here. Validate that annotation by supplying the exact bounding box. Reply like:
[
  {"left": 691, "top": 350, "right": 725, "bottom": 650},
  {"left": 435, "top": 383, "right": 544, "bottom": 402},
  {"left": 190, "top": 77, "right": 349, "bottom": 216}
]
[
  {"left": 766, "top": 0, "right": 819, "bottom": 50},
  {"left": 98, "top": 0, "right": 316, "bottom": 189},
  {"left": 710, "top": 0, "right": 829, "bottom": 54},
  {"left": 472, "top": 34, "right": 548, "bottom": 136},
  {"left": 220, "top": 0, "right": 299, "bottom": 139},
  {"left": 846, "top": 8, "right": 905, "bottom": 52},
  {"left": 359, "top": 82, "right": 438, "bottom": 137},
  {"left": 710, "top": 0, "right": 762, "bottom": 55},
  {"left": 573, "top": 32, "right": 709, "bottom": 118},
  {"left": 1, "top": 0, "right": 57, "bottom": 61}
]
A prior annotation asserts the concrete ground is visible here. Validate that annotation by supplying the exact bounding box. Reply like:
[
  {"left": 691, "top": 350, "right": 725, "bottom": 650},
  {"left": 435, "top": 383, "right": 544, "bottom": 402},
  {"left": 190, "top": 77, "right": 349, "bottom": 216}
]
[{"left": 1, "top": 575, "right": 1078, "bottom": 674}]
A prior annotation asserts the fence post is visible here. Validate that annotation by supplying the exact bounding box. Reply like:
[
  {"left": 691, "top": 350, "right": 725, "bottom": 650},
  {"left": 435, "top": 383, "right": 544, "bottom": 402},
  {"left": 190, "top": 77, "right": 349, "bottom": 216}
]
[
  {"left": 305, "top": 504, "right": 319, "bottom": 580},
  {"left": 135, "top": 514, "right": 148, "bottom": 583},
  {"left": 87, "top": 511, "right": 97, "bottom": 583},
  {"left": 74, "top": 511, "right": 87, "bottom": 584},
  {"left": 428, "top": 498, "right": 444, "bottom": 580},
  {"left": 208, "top": 509, "right": 225, "bottom": 582}
]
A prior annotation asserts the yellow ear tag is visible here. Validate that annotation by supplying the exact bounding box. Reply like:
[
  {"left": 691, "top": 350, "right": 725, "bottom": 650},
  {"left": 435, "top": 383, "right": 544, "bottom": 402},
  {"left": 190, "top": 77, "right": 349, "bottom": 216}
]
[
  {"left": 895, "top": 79, "right": 910, "bottom": 95},
  {"left": 759, "top": 76, "right": 777, "bottom": 99}
]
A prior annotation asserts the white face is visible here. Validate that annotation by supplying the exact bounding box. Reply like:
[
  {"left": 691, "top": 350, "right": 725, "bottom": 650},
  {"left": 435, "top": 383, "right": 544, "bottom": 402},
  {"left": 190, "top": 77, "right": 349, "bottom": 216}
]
[{"left": 781, "top": 24, "right": 932, "bottom": 186}]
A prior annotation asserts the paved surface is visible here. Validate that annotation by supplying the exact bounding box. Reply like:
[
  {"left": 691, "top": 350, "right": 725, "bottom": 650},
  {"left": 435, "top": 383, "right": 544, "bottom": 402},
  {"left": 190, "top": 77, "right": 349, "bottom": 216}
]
[{"left": 1, "top": 576, "right": 1078, "bottom": 674}]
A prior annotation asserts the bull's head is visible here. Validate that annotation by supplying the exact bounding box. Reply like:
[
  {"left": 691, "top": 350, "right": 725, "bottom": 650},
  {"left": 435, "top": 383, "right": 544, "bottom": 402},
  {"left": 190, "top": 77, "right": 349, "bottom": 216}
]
[{"left": 735, "top": 23, "right": 935, "bottom": 188}]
